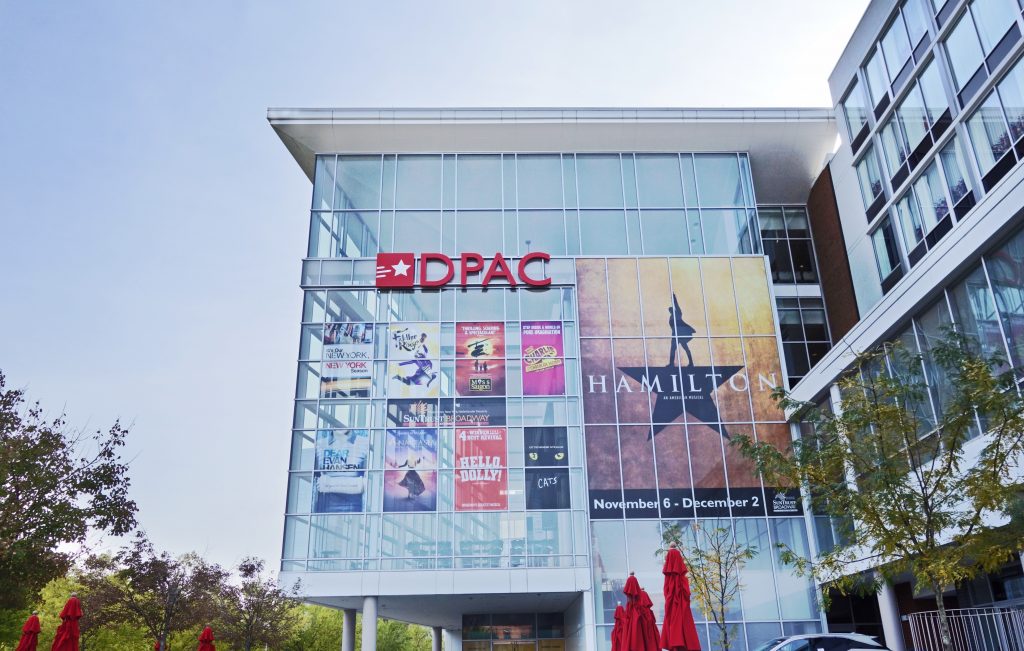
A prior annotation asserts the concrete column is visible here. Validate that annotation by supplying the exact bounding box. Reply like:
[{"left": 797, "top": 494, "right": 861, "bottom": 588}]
[
  {"left": 361, "top": 596, "right": 378, "bottom": 651},
  {"left": 442, "top": 628, "right": 462, "bottom": 651},
  {"left": 878, "top": 581, "right": 906, "bottom": 651},
  {"left": 341, "top": 609, "right": 356, "bottom": 651},
  {"left": 431, "top": 626, "right": 442, "bottom": 651}
]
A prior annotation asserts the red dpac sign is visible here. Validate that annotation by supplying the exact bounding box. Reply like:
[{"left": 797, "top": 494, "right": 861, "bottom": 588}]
[{"left": 375, "top": 252, "right": 550, "bottom": 289}]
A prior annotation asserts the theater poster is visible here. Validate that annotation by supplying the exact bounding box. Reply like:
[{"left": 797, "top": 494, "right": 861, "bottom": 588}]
[
  {"left": 455, "top": 427, "right": 508, "bottom": 510},
  {"left": 576, "top": 257, "right": 797, "bottom": 519},
  {"left": 522, "top": 321, "right": 565, "bottom": 396},
  {"left": 383, "top": 469, "right": 438, "bottom": 512},
  {"left": 388, "top": 323, "right": 440, "bottom": 399},
  {"left": 321, "top": 322, "right": 373, "bottom": 397},
  {"left": 384, "top": 428, "right": 438, "bottom": 470},
  {"left": 455, "top": 322, "right": 506, "bottom": 396},
  {"left": 313, "top": 428, "right": 370, "bottom": 513},
  {"left": 525, "top": 427, "right": 570, "bottom": 509}
]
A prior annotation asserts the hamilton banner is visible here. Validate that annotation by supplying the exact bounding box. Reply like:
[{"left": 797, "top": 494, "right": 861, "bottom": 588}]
[{"left": 576, "top": 256, "right": 800, "bottom": 519}]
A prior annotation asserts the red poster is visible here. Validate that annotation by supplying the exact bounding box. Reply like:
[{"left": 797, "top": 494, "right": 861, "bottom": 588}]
[
  {"left": 455, "top": 427, "right": 508, "bottom": 511},
  {"left": 455, "top": 322, "right": 506, "bottom": 396}
]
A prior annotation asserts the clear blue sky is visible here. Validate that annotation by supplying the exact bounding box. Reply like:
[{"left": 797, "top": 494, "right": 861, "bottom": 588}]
[{"left": 0, "top": 1, "right": 868, "bottom": 570}]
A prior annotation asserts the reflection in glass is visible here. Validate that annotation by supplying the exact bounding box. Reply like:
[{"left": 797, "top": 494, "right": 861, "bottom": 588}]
[
  {"left": 945, "top": 12, "right": 986, "bottom": 88},
  {"left": 336, "top": 156, "right": 382, "bottom": 210},
  {"left": 457, "top": 155, "right": 503, "bottom": 209},
  {"left": 842, "top": 80, "right": 869, "bottom": 138},
  {"left": 640, "top": 210, "right": 689, "bottom": 254},
  {"left": 518, "top": 210, "right": 566, "bottom": 255},
  {"left": 636, "top": 154, "right": 685, "bottom": 207},
  {"left": 694, "top": 154, "right": 744, "bottom": 207},
  {"left": 971, "top": 0, "right": 1017, "bottom": 52},
  {"left": 939, "top": 137, "right": 971, "bottom": 204},
  {"left": 865, "top": 48, "right": 890, "bottom": 105},
  {"left": 517, "top": 155, "right": 563, "bottom": 208},
  {"left": 577, "top": 154, "right": 624, "bottom": 208},
  {"left": 967, "top": 94, "right": 1011, "bottom": 172},
  {"left": 997, "top": 58, "right": 1024, "bottom": 141},
  {"left": 396, "top": 155, "right": 442, "bottom": 209},
  {"left": 856, "top": 148, "right": 884, "bottom": 208},
  {"left": 580, "top": 210, "right": 628, "bottom": 254}
]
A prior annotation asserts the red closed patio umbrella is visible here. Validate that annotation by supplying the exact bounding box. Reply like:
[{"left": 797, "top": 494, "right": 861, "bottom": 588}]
[
  {"left": 15, "top": 611, "right": 40, "bottom": 651},
  {"left": 660, "top": 543, "right": 701, "bottom": 651},
  {"left": 611, "top": 603, "right": 626, "bottom": 651},
  {"left": 197, "top": 625, "right": 216, "bottom": 651},
  {"left": 154, "top": 641, "right": 161, "bottom": 651},
  {"left": 49, "top": 595, "right": 82, "bottom": 651},
  {"left": 623, "top": 572, "right": 659, "bottom": 651}
]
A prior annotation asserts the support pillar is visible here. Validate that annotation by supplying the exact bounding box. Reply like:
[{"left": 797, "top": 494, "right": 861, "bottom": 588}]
[
  {"left": 432, "top": 626, "right": 442, "bottom": 651},
  {"left": 878, "top": 581, "right": 906, "bottom": 651},
  {"left": 361, "top": 596, "right": 378, "bottom": 651},
  {"left": 341, "top": 609, "right": 356, "bottom": 651}
]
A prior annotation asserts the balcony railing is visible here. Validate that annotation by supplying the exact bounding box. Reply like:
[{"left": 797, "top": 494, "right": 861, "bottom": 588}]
[{"left": 908, "top": 606, "right": 1024, "bottom": 651}]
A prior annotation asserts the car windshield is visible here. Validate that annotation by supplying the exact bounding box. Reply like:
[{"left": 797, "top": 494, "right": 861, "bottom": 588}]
[{"left": 752, "top": 638, "right": 787, "bottom": 651}]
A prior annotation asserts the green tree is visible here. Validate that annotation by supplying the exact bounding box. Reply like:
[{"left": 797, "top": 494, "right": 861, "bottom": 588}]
[
  {"left": 662, "top": 522, "right": 756, "bottom": 651},
  {"left": 215, "top": 558, "right": 299, "bottom": 651},
  {"left": 735, "top": 334, "right": 1024, "bottom": 651},
  {"left": 0, "top": 372, "right": 137, "bottom": 608},
  {"left": 88, "top": 533, "right": 227, "bottom": 651}
]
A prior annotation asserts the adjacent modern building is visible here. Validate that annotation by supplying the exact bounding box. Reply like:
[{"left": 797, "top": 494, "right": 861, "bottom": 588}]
[{"left": 269, "top": 1, "right": 1024, "bottom": 649}]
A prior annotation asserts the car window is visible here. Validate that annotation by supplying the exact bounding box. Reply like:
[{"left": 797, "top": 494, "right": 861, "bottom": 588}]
[
  {"left": 778, "top": 641, "right": 813, "bottom": 651},
  {"left": 751, "top": 638, "right": 787, "bottom": 651}
]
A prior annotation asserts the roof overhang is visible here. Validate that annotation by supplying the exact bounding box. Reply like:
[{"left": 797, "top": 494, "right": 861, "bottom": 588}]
[{"left": 268, "top": 107, "right": 837, "bottom": 204}]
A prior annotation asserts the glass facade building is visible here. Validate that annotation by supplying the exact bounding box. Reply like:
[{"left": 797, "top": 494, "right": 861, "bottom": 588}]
[{"left": 271, "top": 108, "right": 838, "bottom": 651}]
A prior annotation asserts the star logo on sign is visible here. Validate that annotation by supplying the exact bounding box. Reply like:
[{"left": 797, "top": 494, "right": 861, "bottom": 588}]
[
  {"left": 392, "top": 259, "right": 411, "bottom": 277},
  {"left": 376, "top": 253, "right": 415, "bottom": 288}
]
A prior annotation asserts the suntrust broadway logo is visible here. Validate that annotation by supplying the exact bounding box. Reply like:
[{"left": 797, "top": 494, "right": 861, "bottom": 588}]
[{"left": 375, "top": 252, "right": 551, "bottom": 288}]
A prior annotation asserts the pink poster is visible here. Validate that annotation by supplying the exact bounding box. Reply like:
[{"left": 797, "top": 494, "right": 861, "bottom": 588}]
[
  {"left": 454, "top": 427, "right": 508, "bottom": 511},
  {"left": 521, "top": 321, "right": 565, "bottom": 396}
]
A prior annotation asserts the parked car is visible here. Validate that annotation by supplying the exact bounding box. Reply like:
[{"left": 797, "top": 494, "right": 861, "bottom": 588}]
[{"left": 752, "top": 633, "right": 893, "bottom": 651}]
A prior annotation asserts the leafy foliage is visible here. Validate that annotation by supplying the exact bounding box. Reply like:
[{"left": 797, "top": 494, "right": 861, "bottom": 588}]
[
  {"left": 0, "top": 372, "right": 137, "bottom": 608},
  {"left": 215, "top": 557, "right": 299, "bottom": 651},
  {"left": 662, "top": 522, "right": 756, "bottom": 651},
  {"left": 734, "top": 332, "right": 1024, "bottom": 651},
  {"left": 88, "top": 532, "right": 227, "bottom": 650}
]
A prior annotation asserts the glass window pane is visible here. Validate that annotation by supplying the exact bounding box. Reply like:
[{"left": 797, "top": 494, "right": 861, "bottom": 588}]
[
  {"left": 898, "top": 85, "right": 931, "bottom": 147},
  {"left": 735, "top": 519, "right": 779, "bottom": 620},
  {"left": 635, "top": 154, "right": 684, "bottom": 207},
  {"left": 939, "top": 136, "right": 971, "bottom": 203},
  {"left": 579, "top": 210, "right": 628, "bottom": 254},
  {"left": 987, "top": 229, "right": 1024, "bottom": 366},
  {"left": 336, "top": 156, "right": 382, "bottom": 210},
  {"left": 967, "top": 93, "right": 1012, "bottom": 172},
  {"left": 517, "top": 210, "right": 566, "bottom": 255},
  {"left": 903, "top": 0, "right": 930, "bottom": 46},
  {"left": 856, "top": 148, "right": 884, "bottom": 207},
  {"left": 313, "top": 156, "right": 335, "bottom": 211},
  {"left": 784, "top": 207, "right": 810, "bottom": 237},
  {"left": 972, "top": 0, "right": 1017, "bottom": 52},
  {"left": 457, "top": 211, "right": 502, "bottom": 252},
  {"left": 765, "top": 239, "right": 794, "bottom": 283},
  {"left": 945, "top": 12, "right": 986, "bottom": 88},
  {"left": 865, "top": 48, "right": 891, "bottom": 104},
  {"left": 340, "top": 211, "right": 379, "bottom": 258},
  {"left": 701, "top": 209, "right": 754, "bottom": 254},
  {"left": 393, "top": 211, "right": 442, "bottom": 253},
  {"left": 913, "top": 161, "right": 950, "bottom": 228},
  {"left": 881, "top": 13, "right": 914, "bottom": 77},
  {"left": 880, "top": 117, "right": 909, "bottom": 174},
  {"left": 640, "top": 209, "right": 689, "bottom": 254},
  {"left": 790, "top": 240, "right": 819, "bottom": 283},
  {"left": 771, "top": 518, "right": 818, "bottom": 619},
  {"left": 997, "top": 58, "right": 1024, "bottom": 141},
  {"left": 457, "top": 155, "right": 503, "bottom": 209},
  {"left": 517, "top": 155, "right": 563, "bottom": 209},
  {"left": 895, "top": 191, "right": 927, "bottom": 247},
  {"left": 396, "top": 155, "right": 442, "bottom": 209},
  {"left": 918, "top": 61, "right": 949, "bottom": 124},
  {"left": 694, "top": 154, "right": 744, "bottom": 206},
  {"left": 758, "top": 207, "right": 785, "bottom": 238},
  {"left": 872, "top": 218, "right": 902, "bottom": 278},
  {"left": 949, "top": 264, "right": 1010, "bottom": 360},
  {"left": 576, "top": 154, "right": 624, "bottom": 208}
]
